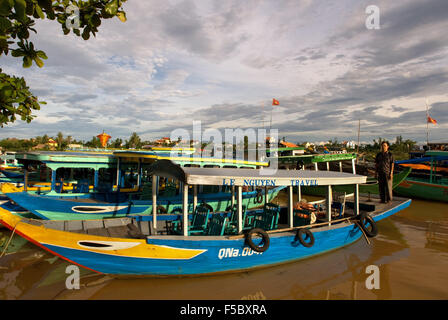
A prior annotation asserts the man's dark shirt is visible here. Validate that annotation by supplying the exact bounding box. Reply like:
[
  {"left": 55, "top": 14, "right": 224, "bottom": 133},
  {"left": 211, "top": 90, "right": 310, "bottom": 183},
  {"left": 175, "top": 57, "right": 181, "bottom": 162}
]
[{"left": 375, "top": 151, "right": 394, "bottom": 175}]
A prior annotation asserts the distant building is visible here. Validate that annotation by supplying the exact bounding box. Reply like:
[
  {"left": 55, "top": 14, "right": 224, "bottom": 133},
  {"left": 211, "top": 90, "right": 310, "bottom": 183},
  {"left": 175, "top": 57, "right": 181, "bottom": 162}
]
[
  {"left": 154, "top": 137, "right": 171, "bottom": 146},
  {"left": 68, "top": 144, "right": 83, "bottom": 149},
  {"left": 47, "top": 138, "right": 58, "bottom": 148}
]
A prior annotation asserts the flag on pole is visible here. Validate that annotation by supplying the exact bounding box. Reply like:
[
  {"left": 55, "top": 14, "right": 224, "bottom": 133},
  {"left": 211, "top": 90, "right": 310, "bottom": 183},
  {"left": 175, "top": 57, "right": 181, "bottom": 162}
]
[
  {"left": 272, "top": 98, "right": 279, "bottom": 105},
  {"left": 427, "top": 115, "right": 437, "bottom": 124}
]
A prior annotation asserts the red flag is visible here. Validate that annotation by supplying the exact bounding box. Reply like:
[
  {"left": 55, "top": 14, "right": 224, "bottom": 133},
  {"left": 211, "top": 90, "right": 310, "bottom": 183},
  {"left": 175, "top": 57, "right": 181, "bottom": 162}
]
[
  {"left": 272, "top": 98, "right": 279, "bottom": 105},
  {"left": 427, "top": 115, "right": 437, "bottom": 124}
]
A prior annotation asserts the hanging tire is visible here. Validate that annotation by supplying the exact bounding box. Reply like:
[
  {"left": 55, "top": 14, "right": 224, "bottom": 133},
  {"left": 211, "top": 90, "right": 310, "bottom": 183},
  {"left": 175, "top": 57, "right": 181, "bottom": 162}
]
[
  {"left": 295, "top": 228, "right": 315, "bottom": 248},
  {"left": 357, "top": 212, "right": 378, "bottom": 238},
  {"left": 157, "top": 205, "right": 167, "bottom": 214},
  {"left": 256, "top": 190, "right": 263, "bottom": 204},
  {"left": 246, "top": 228, "right": 270, "bottom": 253}
]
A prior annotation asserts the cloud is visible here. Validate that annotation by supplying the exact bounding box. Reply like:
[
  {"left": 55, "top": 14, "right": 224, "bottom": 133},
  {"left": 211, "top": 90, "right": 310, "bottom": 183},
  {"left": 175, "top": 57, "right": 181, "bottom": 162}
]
[{"left": 1, "top": 0, "right": 447, "bottom": 145}]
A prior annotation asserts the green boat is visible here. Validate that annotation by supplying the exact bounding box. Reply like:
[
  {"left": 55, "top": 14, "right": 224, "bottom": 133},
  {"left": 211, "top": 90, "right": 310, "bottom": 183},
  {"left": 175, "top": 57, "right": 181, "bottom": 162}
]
[
  {"left": 281, "top": 152, "right": 412, "bottom": 197},
  {"left": 393, "top": 151, "right": 448, "bottom": 202},
  {"left": 303, "top": 167, "right": 411, "bottom": 197}
]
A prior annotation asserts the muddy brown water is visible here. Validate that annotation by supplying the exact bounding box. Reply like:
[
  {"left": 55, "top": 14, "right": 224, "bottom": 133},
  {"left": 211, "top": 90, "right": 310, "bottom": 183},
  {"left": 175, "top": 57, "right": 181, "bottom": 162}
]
[{"left": 0, "top": 191, "right": 447, "bottom": 300}]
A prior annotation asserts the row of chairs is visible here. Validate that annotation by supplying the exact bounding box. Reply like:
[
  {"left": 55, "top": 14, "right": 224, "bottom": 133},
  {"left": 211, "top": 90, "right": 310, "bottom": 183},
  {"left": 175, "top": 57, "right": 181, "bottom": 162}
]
[{"left": 170, "top": 203, "right": 282, "bottom": 236}]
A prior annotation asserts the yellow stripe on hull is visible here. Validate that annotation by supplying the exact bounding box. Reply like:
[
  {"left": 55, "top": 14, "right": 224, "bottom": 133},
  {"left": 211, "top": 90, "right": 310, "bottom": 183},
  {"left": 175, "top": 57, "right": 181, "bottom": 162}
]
[{"left": 0, "top": 207, "right": 205, "bottom": 260}]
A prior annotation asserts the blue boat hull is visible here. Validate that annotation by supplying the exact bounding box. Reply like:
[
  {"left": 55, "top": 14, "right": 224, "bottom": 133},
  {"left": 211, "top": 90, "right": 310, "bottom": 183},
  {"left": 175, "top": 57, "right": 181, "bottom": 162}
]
[
  {"left": 38, "top": 199, "right": 411, "bottom": 275},
  {"left": 4, "top": 187, "right": 285, "bottom": 220}
]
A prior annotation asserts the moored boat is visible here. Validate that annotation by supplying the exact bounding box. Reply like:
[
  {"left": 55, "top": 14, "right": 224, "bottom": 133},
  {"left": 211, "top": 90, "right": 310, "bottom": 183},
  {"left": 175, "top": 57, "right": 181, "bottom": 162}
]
[
  {"left": 394, "top": 151, "right": 448, "bottom": 202},
  {"left": 0, "top": 160, "right": 411, "bottom": 276}
]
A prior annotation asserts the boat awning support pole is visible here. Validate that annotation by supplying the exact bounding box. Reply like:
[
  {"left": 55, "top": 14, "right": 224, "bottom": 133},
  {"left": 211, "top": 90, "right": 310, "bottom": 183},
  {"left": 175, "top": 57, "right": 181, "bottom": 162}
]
[
  {"left": 137, "top": 158, "right": 142, "bottom": 188},
  {"left": 23, "top": 165, "right": 28, "bottom": 192},
  {"left": 339, "top": 161, "right": 343, "bottom": 172},
  {"left": 264, "top": 186, "right": 268, "bottom": 204},
  {"left": 51, "top": 169, "right": 56, "bottom": 191},
  {"left": 288, "top": 186, "right": 293, "bottom": 228},
  {"left": 297, "top": 184, "right": 302, "bottom": 202},
  {"left": 237, "top": 186, "right": 243, "bottom": 233},
  {"left": 152, "top": 174, "right": 157, "bottom": 230},
  {"left": 352, "top": 158, "right": 356, "bottom": 174},
  {"left": 116, "top": 157, "right": 120, "bottom": 187},
  {"left": 183, "top": 183, "right": 189, "bottom": 236},
  {"left": 354, "top": 184, "right": 359, "bottom": 216},
  {"left": 193, "top": 185, "right": 198, "bottom": 212},
  {"left": 94, "top": 169, "right": 99, "bottom": 191},
  {"left": 326, "top": 162, "right": 330, "bottom": 171},
  {"left": 326, "top": 185, "right": 332, "bottom": 225},
  {"left": 430, "top": 157, "right": 433, "bottom": 183},
  {"left": 315, "top": 163, "right": 318, "bottom": 171},
  {"left": 231, "top": 186, "right": 235, "bottom": 207}
]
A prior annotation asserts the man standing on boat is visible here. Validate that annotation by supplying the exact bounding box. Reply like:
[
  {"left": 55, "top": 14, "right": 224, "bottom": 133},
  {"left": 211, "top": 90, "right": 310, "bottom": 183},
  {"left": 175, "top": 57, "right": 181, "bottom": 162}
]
[{"left": 375, "top": 141, "right": 394, "bottom": 203}]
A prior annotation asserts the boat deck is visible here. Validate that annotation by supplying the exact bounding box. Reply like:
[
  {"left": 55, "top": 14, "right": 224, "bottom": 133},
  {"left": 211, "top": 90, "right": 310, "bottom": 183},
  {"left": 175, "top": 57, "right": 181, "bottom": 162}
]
[{"left": 17, "top": 194, "right": 410, "bottom": 240}]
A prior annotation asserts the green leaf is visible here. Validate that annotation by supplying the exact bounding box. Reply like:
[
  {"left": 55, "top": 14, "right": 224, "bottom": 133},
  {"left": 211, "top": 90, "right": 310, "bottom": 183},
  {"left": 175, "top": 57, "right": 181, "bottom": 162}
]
[
  {"left": 36, "top": 50, "right": 47, "bottom": 59},
  {"left": 13, "top": 0, "right": 27, "bottom": 22},
  {"left": 0, "top": 0, "right": 14, "bottom": 16},
  {"left": 105, "top": 0, "right": 118, "bottom": 16},
  {"left": 11, "top": 48, "right": 24, "bottom": 56},
  {"left": 81, "top": 27, "right": 90, "bottom": 40},
  {"left": 117, "top": 11, "right": 126, "bottom": 22},
  {"left": 22, "top": 55, "right": 31, "bottom": 67},
  {"left": 0, "top": 16, "right": 11, "bottom": 32},
  {"left": 91, "top": 14, "right": 101, "bottom": 27},
  {"left": 33, "top": 56, "right": 43, "bottom": 67},
  {"left": 35, "top": 4, "right": 44, "bottom": 19}
]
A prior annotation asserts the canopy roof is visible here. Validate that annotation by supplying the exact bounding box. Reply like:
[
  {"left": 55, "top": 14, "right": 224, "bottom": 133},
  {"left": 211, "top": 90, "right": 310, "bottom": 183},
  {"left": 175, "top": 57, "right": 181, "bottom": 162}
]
[
  {"left": 113, "top": 151, "right": 269, "bottom": 167},
  {"left": 148, "top": 160, "right": 367, "bottom": 187}
]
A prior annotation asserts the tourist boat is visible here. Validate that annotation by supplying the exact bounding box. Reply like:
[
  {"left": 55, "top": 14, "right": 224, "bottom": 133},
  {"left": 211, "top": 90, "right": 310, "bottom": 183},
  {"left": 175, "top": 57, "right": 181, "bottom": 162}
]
[
  {"left": 394, "top": 150, "right": 448, "bottom": 202},
  {"left": 281, "top": 153, "right": 411, "bottom": 197},
  {"left": 0, "top": 160, "right": 411, "bottom": 276},
  {"left": 2, "top": 150, "right": 280, "bottom": 220},
  {"left": 0, "top": 152, "right": 23, "bottom": 171}
]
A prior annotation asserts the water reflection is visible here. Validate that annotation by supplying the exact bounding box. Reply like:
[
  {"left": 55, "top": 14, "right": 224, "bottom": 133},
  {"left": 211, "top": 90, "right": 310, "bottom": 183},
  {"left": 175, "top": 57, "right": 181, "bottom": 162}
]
[{"left": 0, "top": 198, "right": 447, "bottom": 299}]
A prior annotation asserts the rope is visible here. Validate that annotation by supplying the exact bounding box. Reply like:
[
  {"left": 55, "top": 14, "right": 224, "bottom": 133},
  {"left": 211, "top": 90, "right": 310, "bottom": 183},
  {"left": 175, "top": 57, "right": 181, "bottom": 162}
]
[
  {"left": 0, "top": 220, "right": 22, "bottom": 258},
  {"left": 354, "top": 220, "right": 371, "bottom": 245}
]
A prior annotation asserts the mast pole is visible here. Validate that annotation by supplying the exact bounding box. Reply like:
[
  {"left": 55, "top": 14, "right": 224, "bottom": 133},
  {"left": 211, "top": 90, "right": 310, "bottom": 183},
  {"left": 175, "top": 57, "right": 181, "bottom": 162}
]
[{"left": 357, "top": 119, "right": 360, "bottom": 164}]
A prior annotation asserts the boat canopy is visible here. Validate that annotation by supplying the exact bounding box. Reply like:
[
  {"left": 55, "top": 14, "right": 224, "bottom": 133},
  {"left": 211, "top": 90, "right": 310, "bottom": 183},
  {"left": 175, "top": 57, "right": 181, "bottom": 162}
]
[
  {"left": 147, "top": 160, "right": 365, "bottom": 235},
  {"left": 113, "top": 151, "right": 269, "bottom": 167},
  {"left": 148, "top": 160, "right": 367, "bottom": 187},
  {"left": 395, "top": 152, "right": 448, "bottom": 165}
]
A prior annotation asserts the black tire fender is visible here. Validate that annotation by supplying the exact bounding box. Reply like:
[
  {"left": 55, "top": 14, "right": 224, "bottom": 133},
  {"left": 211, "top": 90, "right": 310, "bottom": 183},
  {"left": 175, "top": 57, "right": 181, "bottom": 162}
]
[
  {"left": 295, "top": 228, "right": 315, "bottom": 248},
  {"left": 256, "top": 190, "right": 263, "bottom": 204},
  {"left": 157, "top": 205, "right": 167, "bottom": 214},
  {"left": 245, "top": 228, "right": 270, "bottom": 253},
  {"left": 357, "top": 212, "right": 378, "bottom": 238}
]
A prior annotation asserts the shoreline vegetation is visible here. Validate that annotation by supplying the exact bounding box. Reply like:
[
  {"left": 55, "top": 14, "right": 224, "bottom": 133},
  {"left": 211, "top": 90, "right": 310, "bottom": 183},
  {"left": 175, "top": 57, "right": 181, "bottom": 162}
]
[{"left": 0, "top": 132, "right": 418, "bottom": 162}]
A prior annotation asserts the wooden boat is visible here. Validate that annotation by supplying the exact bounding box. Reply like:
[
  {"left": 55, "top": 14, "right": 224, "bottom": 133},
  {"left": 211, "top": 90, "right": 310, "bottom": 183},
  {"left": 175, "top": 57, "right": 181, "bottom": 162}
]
[
  {"left": 2, "top": 150, "right": 278, "bottom": 220},
  {"left": 5, "top": 150, "right": 268, "bottom": 194},
  {"left": 394, "top": 151, "right": 448, "bottom": 202},
  {"left": 303, "top": 167, "right": 411, "bottom": 197},
  {"left": 0, "top": 160, "right": 411, "bottom": 276}
]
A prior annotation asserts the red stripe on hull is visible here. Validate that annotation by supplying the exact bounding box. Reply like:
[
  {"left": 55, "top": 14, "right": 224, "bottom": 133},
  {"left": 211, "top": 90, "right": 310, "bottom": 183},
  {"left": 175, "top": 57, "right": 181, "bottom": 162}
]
[{"left": 0, "top": 219, "right": 102, "bottom": 274}]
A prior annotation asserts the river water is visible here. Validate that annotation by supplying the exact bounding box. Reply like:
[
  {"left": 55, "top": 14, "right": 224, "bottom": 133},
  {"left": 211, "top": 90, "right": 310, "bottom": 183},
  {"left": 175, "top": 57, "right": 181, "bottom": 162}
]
[{"left": 0, "top": 191, "right": 447, "bottom": 300}]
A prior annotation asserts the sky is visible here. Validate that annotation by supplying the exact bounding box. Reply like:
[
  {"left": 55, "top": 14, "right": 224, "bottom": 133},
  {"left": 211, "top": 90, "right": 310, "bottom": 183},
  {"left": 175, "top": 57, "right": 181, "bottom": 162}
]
[{"left": 1, "top": 0, "right": 447, "bottom": 145}]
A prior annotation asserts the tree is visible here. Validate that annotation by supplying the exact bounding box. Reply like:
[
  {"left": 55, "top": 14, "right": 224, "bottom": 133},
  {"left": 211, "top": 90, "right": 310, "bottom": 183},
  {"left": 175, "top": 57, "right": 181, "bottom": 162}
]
[
  {"left": 110, "top": 137, "right": 122, "bottom": 148},
  {"left": 126, "top": 132, "right": 141, "bottom": 149},
  {"left": 85, "top": 135, "right": 101, "bottom": 148},
  {"left": 0, "top": 0, "right": 128, "bottom": 127}
]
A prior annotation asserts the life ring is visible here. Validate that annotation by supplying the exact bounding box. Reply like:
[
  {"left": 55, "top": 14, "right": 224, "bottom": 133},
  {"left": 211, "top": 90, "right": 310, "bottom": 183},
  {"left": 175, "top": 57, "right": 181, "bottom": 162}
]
[
  {"left": 295, "top": 228, "right": 315, "bottom": 247},
  {"left": 256, "top": 190, "right": 263, "bottom": 204},
  {"left": 357, "top": 212, "right": 378, "bottom": 238},
  {"left": 171, "top": 207, "right": 182, "bottom": 214},
  {"left": 245, "top": 228, "right": 270, "bottom": 253},
  {"left": 200, "top": 202, "right": 214, "bottom": 212},
  {"left": 157, "top": 205, "right": 167, "bottom": 214}
]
